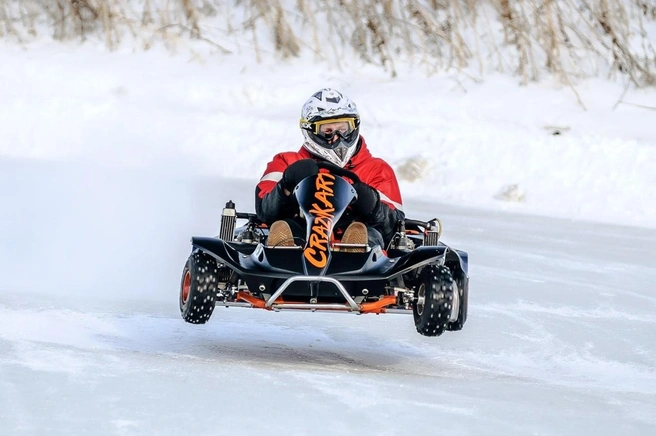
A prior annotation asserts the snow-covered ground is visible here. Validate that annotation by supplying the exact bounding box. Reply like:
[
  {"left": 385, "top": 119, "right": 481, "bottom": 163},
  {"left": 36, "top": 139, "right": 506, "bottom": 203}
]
[
  {"left": 2, "top": 42, "right": 655, "bottom": 228},
  {"left": 1, "top": 41, "right": 656, "bottom": 435}
]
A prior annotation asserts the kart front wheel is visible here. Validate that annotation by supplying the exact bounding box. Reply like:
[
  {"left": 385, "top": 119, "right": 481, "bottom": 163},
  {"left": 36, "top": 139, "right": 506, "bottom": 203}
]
[
  {"left": 179, "top": 251, "right": 218, "bottom": 324},
  {"left": 413, "top": 265, "right": 458, "bottom": 337}
]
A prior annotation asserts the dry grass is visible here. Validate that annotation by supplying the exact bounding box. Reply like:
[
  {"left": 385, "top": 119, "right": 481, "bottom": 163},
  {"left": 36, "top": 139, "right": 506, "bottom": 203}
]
[{"left": 1, "top": 0, "right": 655, "bottom": 87}]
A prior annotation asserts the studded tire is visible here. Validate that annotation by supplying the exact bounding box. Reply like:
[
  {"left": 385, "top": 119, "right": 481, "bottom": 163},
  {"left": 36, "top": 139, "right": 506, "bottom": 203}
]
[
  {"left": 413, "top": 264, "right": 458, "bottom": 337},
  {"left": 446, "top": 273, "right": 468, "bottom": 331},
  {"left": 179, "top": 250, "right": 218, "bottom": 324}
]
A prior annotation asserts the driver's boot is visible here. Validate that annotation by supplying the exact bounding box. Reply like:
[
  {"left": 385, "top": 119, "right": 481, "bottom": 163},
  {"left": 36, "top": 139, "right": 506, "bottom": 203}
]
[
  {"left": 267, "top": 220, "right": 296, "bottom": 247},
  {"left": 340, "top": 222, "right": 368, "bottom": 253}
]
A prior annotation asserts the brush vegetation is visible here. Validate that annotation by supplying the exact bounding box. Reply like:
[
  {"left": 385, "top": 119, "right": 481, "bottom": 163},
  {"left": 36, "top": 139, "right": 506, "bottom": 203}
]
[{"left": 2, "top": 0, "right": 655, "bottom": 87}]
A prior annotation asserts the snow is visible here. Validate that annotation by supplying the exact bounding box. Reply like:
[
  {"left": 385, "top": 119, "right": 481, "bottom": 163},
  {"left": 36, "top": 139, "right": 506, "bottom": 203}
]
[
  {"left": 2, "top": 42, "right": 655, "bottom": 228},
  {"left": 1, "top": 40, "right": 656, "bottom": 435}
]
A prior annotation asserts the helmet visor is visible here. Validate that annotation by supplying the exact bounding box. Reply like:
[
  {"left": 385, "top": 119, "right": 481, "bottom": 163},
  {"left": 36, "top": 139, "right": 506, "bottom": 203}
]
[
  {"left": 315, "top": 118, "right": 356, "bottom": 136},
  {"left": 301, "top": 117, "right": 357, "bottom": 150}
]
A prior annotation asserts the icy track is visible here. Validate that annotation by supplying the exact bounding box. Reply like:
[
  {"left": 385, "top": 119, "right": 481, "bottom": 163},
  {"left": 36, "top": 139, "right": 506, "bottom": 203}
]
[{"left": 1, "top": 158, "right": 655, "bottom": 436}]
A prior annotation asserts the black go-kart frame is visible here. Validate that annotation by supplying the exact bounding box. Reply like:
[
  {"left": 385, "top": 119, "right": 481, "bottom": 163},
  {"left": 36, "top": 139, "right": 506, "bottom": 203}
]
[{"left": 179, "top": 162, "right": 469, "bottom": 337}]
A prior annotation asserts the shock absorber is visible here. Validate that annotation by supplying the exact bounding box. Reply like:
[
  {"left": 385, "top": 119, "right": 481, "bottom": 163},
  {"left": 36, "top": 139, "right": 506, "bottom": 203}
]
[{"left": 219, "top": 200, "right": 237, "bottom": 241}]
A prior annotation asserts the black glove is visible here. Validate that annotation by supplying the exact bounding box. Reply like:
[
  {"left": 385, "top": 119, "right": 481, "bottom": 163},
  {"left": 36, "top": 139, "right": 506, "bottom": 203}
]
[
  {"left": 280, "top": 159, "right": 319, "bottom": 191},
  {"left": 352, "top": 181, "right": 379, "bottom": 218}
]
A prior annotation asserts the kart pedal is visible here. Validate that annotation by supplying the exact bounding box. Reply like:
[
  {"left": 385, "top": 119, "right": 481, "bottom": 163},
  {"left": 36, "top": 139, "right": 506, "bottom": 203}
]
[
  {"left": 267, "top": 220, "right": 296, "bottom": 247},
  {"left": 340, "top": 222, "right": 368, "bottom": 253}
]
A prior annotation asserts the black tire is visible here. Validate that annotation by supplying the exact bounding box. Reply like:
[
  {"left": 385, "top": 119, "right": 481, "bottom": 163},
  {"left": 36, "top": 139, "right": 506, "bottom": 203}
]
[
  {"left": 413, "top": 265, "right": 457, "bottom": 337},
  {"left": 446, "top": 274, "right": 468, "bottom": 331},
  {"left": 179, "top": 250, "right": 219, "bottom": 324}
]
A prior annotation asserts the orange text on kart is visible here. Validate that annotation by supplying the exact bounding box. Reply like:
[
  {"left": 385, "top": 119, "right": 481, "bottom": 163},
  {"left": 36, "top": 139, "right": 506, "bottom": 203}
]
[{"left": 303, "top": 173, "right": 335, "bottom": 268}]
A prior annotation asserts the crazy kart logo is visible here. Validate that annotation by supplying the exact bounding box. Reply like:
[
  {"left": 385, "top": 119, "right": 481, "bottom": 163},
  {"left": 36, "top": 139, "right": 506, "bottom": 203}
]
[{"left": 303, "top": 172, "right": 335, "bottom": 268}]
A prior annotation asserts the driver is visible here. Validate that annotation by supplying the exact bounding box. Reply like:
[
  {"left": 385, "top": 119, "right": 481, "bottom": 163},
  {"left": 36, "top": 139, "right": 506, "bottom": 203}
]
[{"left": 255, "top": 88, "right": 405, "bottom": 251}]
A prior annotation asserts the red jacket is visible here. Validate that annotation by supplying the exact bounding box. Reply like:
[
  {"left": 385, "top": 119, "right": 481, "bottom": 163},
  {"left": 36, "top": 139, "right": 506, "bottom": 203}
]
[
  {"left": 255, "top": 137, "right": 405, "bottom": 246},
  {"left": 256, "top": 137, "right": 403, "bottom": 210}
]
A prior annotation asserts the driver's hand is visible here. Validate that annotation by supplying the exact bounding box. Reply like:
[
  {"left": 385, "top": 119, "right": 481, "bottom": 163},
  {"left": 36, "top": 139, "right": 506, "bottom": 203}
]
[
  {"left": 352, "top": 181, "right": 379, "bottom": 218},
  {"left": 280, "top": 159, "right": 319, "bottom": 193}
]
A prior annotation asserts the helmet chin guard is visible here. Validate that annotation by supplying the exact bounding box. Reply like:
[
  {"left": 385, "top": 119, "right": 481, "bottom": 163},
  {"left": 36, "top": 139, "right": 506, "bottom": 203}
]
[{"left": 302, "top": 131, "right": 358, "bottom": 168}]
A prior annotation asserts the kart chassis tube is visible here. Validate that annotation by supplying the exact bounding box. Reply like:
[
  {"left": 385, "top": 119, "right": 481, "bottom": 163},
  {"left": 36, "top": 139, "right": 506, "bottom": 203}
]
[
  {"left": 234, "top": 275, "right": 399, "bottom": 313},
  {"left": 268, "top": 276, "right": 359, "bottom": 310}
]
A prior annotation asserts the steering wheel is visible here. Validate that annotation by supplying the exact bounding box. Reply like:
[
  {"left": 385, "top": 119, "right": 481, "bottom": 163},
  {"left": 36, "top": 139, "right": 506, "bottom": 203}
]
[{"left": 316, "top": 161, "right": 360, "bottom": 184}]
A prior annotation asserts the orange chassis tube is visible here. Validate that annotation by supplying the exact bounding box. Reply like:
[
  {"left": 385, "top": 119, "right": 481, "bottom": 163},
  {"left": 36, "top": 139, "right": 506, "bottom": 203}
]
[{"left": 236, "top": 291, "right": 398, "bottom": 314}]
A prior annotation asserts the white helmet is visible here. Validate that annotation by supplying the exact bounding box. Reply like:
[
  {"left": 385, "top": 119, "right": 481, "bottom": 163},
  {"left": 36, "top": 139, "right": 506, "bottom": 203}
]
[{"left": 299, "top": 88, "right": 361, "bottom": 168}]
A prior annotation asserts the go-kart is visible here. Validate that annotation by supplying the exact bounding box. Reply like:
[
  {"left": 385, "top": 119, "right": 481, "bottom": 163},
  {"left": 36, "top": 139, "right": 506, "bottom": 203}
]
[{"left": 179, "top": 162, "right": 469, "bottom": 337}]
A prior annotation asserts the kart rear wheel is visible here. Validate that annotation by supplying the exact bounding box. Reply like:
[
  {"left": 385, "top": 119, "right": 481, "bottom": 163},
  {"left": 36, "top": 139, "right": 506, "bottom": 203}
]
[
  {"left": 179, "top": 250, "right": 218, "bottom": 324},
  {"left": 413, "top": 265, "right": 457, "bottom": 337},
  {"left": 446, "top": 274, "right": 469, "bottom": 331}
]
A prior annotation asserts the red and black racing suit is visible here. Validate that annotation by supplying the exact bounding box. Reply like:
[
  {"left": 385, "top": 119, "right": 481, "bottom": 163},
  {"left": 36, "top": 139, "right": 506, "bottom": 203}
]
[{"left": 255, "top": 136, "right": 405, "bottom": 248}]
